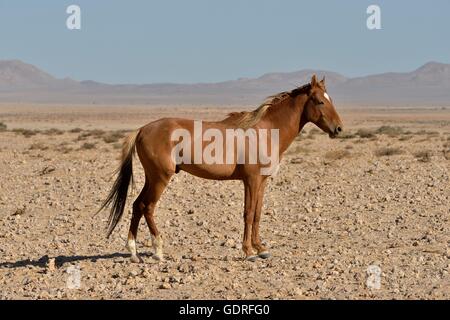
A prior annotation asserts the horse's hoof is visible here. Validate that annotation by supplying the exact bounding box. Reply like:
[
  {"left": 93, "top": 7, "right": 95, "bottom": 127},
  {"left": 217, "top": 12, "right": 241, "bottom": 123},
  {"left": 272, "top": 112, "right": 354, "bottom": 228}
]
[
  {"left": 245, "top": 255, "right": 258, "bottom": 262},
  {"left": 258, "top": 251, "right": 271, "bottom": 259},
  {"left": 130, "top": 255, "right": 143, "bottom": 263}
]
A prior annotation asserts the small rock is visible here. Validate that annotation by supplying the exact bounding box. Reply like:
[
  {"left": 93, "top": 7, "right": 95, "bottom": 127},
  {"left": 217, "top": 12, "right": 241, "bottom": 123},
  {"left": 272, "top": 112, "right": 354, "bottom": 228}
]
[{"left": 159, "top": 283, "right": 171, "bottom": 289}]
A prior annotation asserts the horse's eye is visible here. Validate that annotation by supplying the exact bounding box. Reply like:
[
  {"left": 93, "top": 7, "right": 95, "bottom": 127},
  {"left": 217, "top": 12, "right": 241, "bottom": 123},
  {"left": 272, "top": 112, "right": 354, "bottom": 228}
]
[{"left": 318, "top": 101, "right": 324, "bottom": 105}]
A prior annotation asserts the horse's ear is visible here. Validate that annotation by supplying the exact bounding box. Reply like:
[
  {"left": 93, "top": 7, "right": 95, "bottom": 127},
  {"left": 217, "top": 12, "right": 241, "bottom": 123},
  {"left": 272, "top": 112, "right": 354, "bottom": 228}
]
[
  {"left": 311, "top": 74, "right": 318, "bottom": 87},
  {"left": 320, "top": 76, "right": 326, "bottom": 85}
]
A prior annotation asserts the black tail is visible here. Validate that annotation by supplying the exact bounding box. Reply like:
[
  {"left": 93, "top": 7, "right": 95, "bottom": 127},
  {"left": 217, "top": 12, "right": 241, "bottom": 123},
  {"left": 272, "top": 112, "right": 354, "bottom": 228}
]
[{"left": 98, "top": 130, "right": 139, "bottom": 238}]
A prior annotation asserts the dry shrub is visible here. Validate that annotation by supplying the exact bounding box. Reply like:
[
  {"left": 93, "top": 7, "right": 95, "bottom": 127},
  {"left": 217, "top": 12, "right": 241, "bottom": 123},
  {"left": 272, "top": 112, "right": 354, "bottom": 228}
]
[
  {"left": 103, "top": 131, "right": 125, "bottom": 144},
  {"left": 43, "top": 128, "right": 64, "bottom": 136},
  {"left": 81, "top": 142, "right": 96, "bottom": 150},
  {"left": 374, "top": 147, "right": 404, "bottom": 157},
  {"left": 287, "top": 145, "right": 312, "bottom": 155},
  {"left": 398, "top": 135, "right": 413, "bottom": 141},
  {"left": 39, "top": 166, "right": 56, "bottom": 176},
  {"left": 77, "top": 129, "right": 106, "bottom": 141},
  {"left": 337, "top": 131, "right": 356, "bottom": 139},
  {"left": 324, "top": 149, "right": 351, "bottom": 161},
  {"left": 414, "top": 130, "right": 439, "bottom": 136},
  {"left": 57, "top": 146, "right": 73, "bottom": 154},
  {"left": 29, "top": 143, "right": 49, "bottom": 151},
  {"left": 356, "top": 128, "right": 375, "bottom": 138},
  {"left": 55, "top": 142, "right": 73, "bottom": 154},
  {"left": 376, "top": 126, "right": 404, "bottom": 137},
  {"left": 70, "top": 128, "right": 83, "bottom": 133},
  {"left": 413, "top": 150, "right": 432, "bottom": 162},
  {"left": 12, "top": 128, "right": 39, "bottom": 138},
  {"left": 0, "top": 122, "right": 7, "bottom": 132}
]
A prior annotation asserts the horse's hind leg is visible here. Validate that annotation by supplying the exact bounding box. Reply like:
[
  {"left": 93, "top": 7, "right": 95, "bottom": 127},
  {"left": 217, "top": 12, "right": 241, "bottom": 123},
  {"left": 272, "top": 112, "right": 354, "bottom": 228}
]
[
  {"left": 142, "top": 174, "right": 171, "bottom": 261},
  {"left": 127, "top": 180, "right": 148, "bottom": 263}
]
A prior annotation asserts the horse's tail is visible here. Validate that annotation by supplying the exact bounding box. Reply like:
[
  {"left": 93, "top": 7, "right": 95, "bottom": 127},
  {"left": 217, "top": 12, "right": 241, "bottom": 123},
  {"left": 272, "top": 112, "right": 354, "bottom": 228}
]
[{"left": 98, "top": 129, "right": 140, "bottom": 238}]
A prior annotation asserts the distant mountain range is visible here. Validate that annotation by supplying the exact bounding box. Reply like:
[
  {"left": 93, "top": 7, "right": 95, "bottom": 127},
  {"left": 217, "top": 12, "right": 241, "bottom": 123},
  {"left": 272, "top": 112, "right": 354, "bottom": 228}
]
[{"left": 1, "top": 60, "right": 450, "bottom": 106}]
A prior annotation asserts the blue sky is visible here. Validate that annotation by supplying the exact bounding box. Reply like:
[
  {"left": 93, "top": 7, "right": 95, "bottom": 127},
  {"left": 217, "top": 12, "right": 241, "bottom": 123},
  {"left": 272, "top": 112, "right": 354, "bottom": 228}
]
[{"left": 1, "top": 0, "right": 449, "bottom": 84}]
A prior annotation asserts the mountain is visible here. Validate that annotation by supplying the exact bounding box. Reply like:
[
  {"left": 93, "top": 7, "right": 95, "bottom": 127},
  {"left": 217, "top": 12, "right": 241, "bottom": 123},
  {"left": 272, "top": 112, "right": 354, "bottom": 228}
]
[
  {"left": 332, "top": 62, "right": 450, "bottom": 105},
  {"left": 1, "top": 60, "right": 450, "bottom": 105},
  {"left": 0, "top": 60, "right": 78, "bottom": 90}
]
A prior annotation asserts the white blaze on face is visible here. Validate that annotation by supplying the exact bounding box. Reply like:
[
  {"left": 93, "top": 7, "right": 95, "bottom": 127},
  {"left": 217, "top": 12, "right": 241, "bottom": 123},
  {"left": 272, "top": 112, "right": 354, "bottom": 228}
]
[{"left": 324, "top": 92, "right": 331, "bottom": 102}]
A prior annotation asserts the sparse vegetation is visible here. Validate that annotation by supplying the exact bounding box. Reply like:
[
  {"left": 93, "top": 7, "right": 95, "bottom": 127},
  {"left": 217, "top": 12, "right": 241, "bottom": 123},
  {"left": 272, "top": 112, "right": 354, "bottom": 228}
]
[
  {"left": 42, "top": 128, "right": 64, "bottom": 136},
  {"left": 81, "top": 142, "right": 96, "bottom": 150},
  {"left": 39, "top": 166, "right": 56, "bottom": 176},
  {"left": 55, "top": 142, "right": 73, "bottom": 154},
  {"left": 376, "top": 126, "right": 404, "bottom": 137},
  {"left": 103, "top": 131, "right": 125, "bottom": 144},
  {"left": 287, "top": 145, "right": 312, "bottom": 155},
  {"left": 70, "top": 128, "right": 83, "bottom": 133},
  {"left": 414, "top": 130, "right": 440, "bottom": 136},
  {"left": 12, "top": 128, "right": 39, "bottom": 138},
  {"left": 413, "top": 150, "right": 432, "bottom": 162},
  {"left": 374, "top": 147, "right": 404, "bottom": 157},
  {"left": 0, "top": 122, "right": 7, "bottom": 132},
  {"left": 337, "top": 131, "right": 356, "bottom": 139},
  {"left": 324, "top": 149, "right": 351, "bottom": 161},
  {"left": 77, "top": 129, "right": 106, "bottom": 141},
  {"left": 29, "top": 143, "right": 49, "bottom": 151},
  {"left": 398, "top": 135, "right": 413, "bottom": 141},
  {"left": 356, "top": 128, "right": 375, "bottom": 139}
]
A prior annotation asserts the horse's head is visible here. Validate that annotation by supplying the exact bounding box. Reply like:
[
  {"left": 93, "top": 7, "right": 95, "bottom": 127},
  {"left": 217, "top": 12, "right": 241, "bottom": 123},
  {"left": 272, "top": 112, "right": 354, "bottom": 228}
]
[{"left": 303, "top": 75, "right": 343, "bottom": 138}]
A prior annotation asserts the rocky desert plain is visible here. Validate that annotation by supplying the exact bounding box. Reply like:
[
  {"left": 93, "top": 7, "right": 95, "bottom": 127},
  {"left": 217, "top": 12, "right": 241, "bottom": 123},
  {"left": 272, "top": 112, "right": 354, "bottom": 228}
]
[{"left": 0, "top": 103, "right": 449, "bottom": 300}]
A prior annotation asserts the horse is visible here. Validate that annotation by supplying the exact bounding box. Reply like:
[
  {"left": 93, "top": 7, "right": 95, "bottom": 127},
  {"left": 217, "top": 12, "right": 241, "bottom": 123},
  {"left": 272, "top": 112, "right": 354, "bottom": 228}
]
[{"left": 98, "top": 75, "right": 343, "bottom": 262}]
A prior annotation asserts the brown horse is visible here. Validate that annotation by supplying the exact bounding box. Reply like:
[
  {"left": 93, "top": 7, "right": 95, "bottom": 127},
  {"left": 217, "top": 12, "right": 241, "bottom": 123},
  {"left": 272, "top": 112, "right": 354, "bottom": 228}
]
[{"left": 99, "top": 75, "right": 343, "bottom": 262}]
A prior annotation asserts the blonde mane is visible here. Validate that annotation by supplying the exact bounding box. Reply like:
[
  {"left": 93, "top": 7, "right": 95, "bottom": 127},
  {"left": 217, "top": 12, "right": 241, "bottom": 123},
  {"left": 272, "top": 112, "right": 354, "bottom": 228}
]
[{"left": 223, "top": 84, "right": 311, "bottom": 129}]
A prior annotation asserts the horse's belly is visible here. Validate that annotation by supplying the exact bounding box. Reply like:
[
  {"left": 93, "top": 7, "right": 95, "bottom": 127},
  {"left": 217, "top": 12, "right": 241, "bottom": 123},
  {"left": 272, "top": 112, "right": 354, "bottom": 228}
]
[{"left": 179, "top": 163, "right": 238, "bottom": 180}]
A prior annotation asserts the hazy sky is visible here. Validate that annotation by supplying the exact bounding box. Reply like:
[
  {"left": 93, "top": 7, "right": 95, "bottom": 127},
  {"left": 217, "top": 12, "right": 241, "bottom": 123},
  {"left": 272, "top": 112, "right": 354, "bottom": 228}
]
[{"left": 1, "top": 0, "right": 449, "bottom": 84}]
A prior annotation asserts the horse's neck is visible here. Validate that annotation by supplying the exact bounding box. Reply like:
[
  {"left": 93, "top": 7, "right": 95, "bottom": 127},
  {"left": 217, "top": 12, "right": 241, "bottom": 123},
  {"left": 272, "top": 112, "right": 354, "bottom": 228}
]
[{"left": 264, "top": 95, "right": 307, "bottom": 154}]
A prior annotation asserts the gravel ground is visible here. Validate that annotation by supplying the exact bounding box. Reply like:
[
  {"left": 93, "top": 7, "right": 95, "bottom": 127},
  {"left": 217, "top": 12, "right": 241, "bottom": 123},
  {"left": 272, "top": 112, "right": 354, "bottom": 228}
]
[{"left": 0, "top": 121, "right": 449, "bottom": 299}]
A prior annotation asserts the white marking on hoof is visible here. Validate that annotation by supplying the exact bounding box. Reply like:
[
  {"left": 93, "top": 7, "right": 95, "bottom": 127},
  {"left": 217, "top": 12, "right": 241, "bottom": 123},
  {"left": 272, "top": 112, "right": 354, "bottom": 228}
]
[
  {"left": 152, "top": 234, "right": 164, "bottom": 260},
  {"left": 246, "top": 255, "right": 258, "bottom": 262},
  {"left": 127, "top": 239, "right": 137, "bottom": 255},
  {"left": 258, "top": 251, "right": 271, "bottom": 259}
]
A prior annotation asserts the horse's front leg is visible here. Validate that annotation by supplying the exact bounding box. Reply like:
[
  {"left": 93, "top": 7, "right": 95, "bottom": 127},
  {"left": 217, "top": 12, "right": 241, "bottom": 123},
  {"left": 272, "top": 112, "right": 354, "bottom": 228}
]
[
  {"left": 242, "top": 177, "right": 261, "bottom": 262},
  {"left": 251, "top": 178, "right": 270, "bottom": 259}
]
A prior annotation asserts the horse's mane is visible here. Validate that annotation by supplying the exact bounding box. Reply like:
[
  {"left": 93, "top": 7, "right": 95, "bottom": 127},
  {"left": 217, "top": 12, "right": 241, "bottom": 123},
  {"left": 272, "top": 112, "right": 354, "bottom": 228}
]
[{"left": 222, "top": 83, "right": 311, "bottom": 129}]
